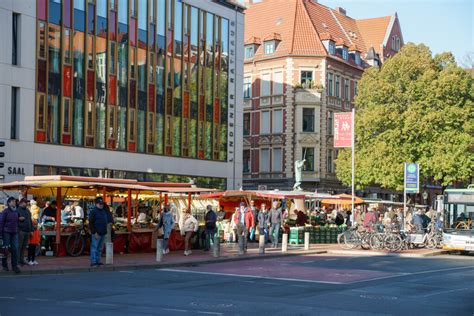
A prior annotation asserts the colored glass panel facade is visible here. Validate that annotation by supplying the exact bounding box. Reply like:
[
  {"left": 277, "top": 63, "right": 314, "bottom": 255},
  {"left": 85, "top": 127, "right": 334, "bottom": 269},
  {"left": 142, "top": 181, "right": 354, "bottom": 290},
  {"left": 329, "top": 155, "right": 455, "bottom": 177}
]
[{"left": 35, "top": 0, "right": 229, "bottom": 162}]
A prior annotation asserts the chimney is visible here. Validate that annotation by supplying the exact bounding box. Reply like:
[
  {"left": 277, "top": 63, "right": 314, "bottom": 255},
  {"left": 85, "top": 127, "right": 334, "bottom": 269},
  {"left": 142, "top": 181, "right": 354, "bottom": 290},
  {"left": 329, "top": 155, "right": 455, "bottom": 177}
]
[{"left": 336, "top": 7, "right": 346, "bottom": 15}]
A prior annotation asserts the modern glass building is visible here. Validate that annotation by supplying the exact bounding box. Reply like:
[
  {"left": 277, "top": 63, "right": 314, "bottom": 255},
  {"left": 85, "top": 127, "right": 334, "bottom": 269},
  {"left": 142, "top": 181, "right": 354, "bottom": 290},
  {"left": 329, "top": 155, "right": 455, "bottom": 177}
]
[{"left": 0, "top": 0, "right": 244, "bottom": 189}]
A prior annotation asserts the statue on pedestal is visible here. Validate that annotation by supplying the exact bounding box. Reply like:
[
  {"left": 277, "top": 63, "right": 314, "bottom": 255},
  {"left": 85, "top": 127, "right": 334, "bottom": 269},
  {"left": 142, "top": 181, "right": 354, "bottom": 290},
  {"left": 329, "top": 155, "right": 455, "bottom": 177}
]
[{"left": 293, "top": 159, "right": 306, "bottom": 191}]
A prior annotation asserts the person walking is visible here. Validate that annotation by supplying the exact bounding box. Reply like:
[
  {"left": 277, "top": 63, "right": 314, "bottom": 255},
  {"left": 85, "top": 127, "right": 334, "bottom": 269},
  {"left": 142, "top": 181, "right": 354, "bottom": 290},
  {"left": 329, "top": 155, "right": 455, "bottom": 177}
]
[
  {"left": 88, "top": 197, "right": 111, "bottom": 267},
  {"left": 180, "top": 209, "right": 198, "bottom": 256},
  {"left": 232, "top": 202, "right": 254, "bottom": 252},
  {"left": 204, "top": 205, "right": 217, "bottom": 252},
  {"left": 0, "top": 197, "right": 21, "bottom": 273},
  {"left": 27, "top": 219, "right": 40, "bottom": 265},
  {"left": 257, "top": 203, "right": 269, "bottom": 243},
  {"left": 249, "top": 200, "right": 258, "bottom": 242},
  {"left": 17, "top": 198, "right": 33, "bottom": 266},
  {"left": 267, "top": 201, "right": 282, "bottom": 248},
  {"left": 160, "top": 206, "right": 174, "bottom": 254}
]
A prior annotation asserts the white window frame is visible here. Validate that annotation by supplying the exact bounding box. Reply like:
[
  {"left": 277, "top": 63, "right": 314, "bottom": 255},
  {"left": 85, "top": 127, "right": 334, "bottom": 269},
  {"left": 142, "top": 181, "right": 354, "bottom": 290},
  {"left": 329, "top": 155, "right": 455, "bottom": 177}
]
[
  {"left": 328, "top": 73, "right": 333, "bottom": 96},
  {"left": 260, "top": 148, "right": 270, "bottom": 173},
  {"left": 328, "top": 41, "right": 335, "bottom": 55},
  {"left": 264, "top": 41, "right": 275, "bottom": 55},
  {"left": 272, "top": 109, "right": 283, "bottom": 134},
  {"left": 243, "top": 76, "right": 251, "bottom": 99},
  {"left": 272, "top": 148, "right": 282, "bottom": 172},
  {"left": 273, "top": 71, "right": 283, "bottom": 95},
  {"left": 243, "top": 149, "right": 251, "bottom": 173},
  {"left": 245, "top": 45, "right": 254, "bottom": 59},
  {"left": 261, "top": 72, "right": 271, "bottom": 97},
  {"left": 260, "top": 111, "right": 270, "bottom": 135},
  {"left": 327, "top": 110, "right": 333, "bottom": 135}
]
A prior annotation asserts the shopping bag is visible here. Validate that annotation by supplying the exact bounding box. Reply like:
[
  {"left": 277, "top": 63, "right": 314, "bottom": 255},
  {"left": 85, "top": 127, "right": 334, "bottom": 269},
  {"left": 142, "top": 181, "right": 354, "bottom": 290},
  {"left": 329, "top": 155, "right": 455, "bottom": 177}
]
[{"left": 250, "top": 227, "right": 255, "bottom": 240}]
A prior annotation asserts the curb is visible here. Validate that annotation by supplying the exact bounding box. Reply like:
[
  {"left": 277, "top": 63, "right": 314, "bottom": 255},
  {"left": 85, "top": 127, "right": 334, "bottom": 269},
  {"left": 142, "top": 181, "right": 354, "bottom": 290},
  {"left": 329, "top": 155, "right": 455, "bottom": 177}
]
[{"left": 0, "top": 250, "right": 328, "bottom": 277}]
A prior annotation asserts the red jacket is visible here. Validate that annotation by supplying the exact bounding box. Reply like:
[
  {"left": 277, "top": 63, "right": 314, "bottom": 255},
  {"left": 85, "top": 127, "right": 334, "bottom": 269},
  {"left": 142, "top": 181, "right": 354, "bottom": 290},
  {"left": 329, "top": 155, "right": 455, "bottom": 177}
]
[{"left": 233, "top": 209, "right": 255, "bottom": 229}]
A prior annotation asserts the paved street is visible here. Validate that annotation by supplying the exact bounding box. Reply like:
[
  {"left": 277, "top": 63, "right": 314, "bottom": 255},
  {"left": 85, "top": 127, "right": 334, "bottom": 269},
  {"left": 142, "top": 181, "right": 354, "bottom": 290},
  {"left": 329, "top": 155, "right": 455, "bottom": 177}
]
[{"left": 1, "top": 254, "right": 473, "bottom": 315}]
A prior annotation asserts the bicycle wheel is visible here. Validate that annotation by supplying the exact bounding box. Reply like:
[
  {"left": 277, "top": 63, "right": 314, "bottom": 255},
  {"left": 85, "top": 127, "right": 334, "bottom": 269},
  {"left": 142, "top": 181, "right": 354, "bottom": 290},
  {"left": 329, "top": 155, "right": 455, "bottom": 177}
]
[
  {"left": 338, "top": 231, "right": 357, "bottom": 250},
  {"left": 426, "top": 236, "right": 437, "bottom": 249},
  {"left": 370, "top": 233, "right": 384, "bottom": 250},
  {"left": 384, "top": 234, "right": 402, "bottom": 252},
  {"left": 66, "top": 233, "right": 85, "bottom": 257},
  {"left": 361, "top": 233, "right": 371, "bottom": 250}
]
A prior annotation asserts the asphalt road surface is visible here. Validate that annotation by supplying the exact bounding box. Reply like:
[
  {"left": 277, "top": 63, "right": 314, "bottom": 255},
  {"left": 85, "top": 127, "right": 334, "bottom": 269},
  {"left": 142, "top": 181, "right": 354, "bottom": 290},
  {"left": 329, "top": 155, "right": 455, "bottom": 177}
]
[{"left": 1, "top": 254, "right": 473, "bottom": 315}]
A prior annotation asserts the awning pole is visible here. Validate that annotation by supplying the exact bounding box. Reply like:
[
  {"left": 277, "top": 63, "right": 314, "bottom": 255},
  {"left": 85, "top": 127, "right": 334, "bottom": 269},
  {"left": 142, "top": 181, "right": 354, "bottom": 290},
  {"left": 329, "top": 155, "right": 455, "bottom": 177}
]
[
  {"left": 102, "top": 186, "right": 107, "bottom": 203},
  {"left": 135, "top": 191, "right": 139, "bottom": 222},
  {"left": 55, "top": 187, "right": 62, "bottom": 257},
  {"left": 127, "top": 189, "right": 132, "bottom": 232},
  {"left": 187, "top": 193, "right": 192, "bottom": 211},
  {"left": 164, "top": 194, "right": 169, "bottom": 206}
]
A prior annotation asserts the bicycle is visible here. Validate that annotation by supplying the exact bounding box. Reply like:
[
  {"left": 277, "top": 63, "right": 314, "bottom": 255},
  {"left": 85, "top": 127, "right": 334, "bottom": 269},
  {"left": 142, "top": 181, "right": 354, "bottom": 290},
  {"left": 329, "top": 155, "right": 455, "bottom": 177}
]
[
  {"left": 66, "top": 222, "right": 90, "bottom": 257},
  {"left": 455, "top": 219, "right": 472, "bottom": 230},
  {"left": 337, "top": 224, "right": 371, "bottom": 250}
]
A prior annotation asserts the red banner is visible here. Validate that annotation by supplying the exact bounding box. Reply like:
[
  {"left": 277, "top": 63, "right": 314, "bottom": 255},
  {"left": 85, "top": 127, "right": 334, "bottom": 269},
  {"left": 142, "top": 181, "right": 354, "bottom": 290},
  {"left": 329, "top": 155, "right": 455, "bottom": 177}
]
[{"left": 334, "top": 112, "right": 353, "bottom": 148}]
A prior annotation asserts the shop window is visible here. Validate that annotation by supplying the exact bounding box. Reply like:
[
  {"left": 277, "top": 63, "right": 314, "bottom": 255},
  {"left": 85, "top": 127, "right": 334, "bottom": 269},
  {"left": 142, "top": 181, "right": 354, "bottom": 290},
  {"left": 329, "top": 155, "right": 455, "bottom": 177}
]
[
  {"left": 37, "top": 93, "right": 46, "bottom": 131},
  {"left": 38, "top": 21, "right": 46, "bottom": 59},
  {"left": 64, "top": 28, "right": 71, "bottom": 64},
  {"left": 62, "top": 98, "right": 72, "bottom": 134}
]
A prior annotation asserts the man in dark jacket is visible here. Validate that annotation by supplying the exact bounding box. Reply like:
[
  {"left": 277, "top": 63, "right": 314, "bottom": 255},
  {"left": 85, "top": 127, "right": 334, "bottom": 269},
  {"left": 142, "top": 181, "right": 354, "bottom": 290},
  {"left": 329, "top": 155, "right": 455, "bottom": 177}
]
[
  {"left": 0, "top": 197, "right": 21, "bottom": 273},
  {"left": 204, "top": 205, "right": 217, "bottom": 251},
  {"left": 268, "top": 201, "right": 283, "bottom": 248},
  {"left": 17, "top": 198, "right": 33, "bottom": 266},
  {"left": 88, "top": 197, "right": 111, "bottom": 267}
]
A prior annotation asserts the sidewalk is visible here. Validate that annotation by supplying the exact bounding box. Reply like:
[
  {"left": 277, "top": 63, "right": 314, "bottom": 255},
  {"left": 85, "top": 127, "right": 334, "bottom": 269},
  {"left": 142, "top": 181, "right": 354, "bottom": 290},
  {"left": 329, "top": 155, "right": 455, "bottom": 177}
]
[{"left": 2, "top": 243, "right": 450, "bottom": 276}]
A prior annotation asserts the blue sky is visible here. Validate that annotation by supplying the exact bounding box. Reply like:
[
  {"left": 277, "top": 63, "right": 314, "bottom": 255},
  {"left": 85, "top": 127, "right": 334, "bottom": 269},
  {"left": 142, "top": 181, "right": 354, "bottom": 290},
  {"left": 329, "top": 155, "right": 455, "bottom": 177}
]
[{"left": 319, "top": 0, "right": 473, "bottom": 65}]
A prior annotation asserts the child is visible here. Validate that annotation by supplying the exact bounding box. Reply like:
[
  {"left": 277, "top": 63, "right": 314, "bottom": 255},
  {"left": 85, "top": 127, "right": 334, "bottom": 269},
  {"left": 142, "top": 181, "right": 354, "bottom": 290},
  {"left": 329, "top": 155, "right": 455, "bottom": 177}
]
[{"left": 27, "top": 220, "right": 40, "bottom": 265}]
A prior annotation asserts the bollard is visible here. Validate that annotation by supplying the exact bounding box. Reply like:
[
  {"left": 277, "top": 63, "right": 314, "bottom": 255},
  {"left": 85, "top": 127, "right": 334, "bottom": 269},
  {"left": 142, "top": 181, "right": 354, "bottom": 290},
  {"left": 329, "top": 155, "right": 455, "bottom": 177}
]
[
  {"left": 259, "top": 234, "right": 265, "bottom": 254},
  {"left": 105, "top": 223, "right": 113, "bottom": 264},
  {"left": 156, "top": 239, "right": 164, "bottom": 262},
  {"left": 105, "top": 242, "right": 114, "bottom": 265},
  {"left": 304, "top": 232, "right": 310, "bottom": 251},
  {"left": 238, "top": 235, "right": 245, "bottom": 255},
  {"left": 213, "top": 234, "right": 220, "bottom": 258},
  {"left": 282, "top": 233, "right": 288, "bottom": 253}
]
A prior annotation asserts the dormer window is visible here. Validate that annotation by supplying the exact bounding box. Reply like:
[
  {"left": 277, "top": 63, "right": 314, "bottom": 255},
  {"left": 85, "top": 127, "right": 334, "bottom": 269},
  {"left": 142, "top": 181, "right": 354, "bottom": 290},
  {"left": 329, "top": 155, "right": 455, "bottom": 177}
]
[
  {"left": 355, "top": 52, "right": 361, "bottom": 65},
  {"left": 328, "top": 41, "right": 335, "bottom": 55},
  {"left": 264, "top": 41, "right": 275, "bottom": 55},
  {"left": 342, "top": 47, "right": 348, "bottom": 60},
  {"left": 245, "top": 45, "right": 255, "bottom": 59}
]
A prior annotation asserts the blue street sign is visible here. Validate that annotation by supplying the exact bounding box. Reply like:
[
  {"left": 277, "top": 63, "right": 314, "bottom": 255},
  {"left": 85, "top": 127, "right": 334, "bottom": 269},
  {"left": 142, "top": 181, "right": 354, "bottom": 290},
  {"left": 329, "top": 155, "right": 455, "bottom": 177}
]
[{"left": 404, "top": 163, "right": 419, "bottom": 193}]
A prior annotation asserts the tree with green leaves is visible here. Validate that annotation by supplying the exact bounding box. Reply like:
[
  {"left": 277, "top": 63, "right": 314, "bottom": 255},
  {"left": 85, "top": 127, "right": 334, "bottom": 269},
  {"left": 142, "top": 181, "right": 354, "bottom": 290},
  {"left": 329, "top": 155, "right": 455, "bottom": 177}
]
[{"left": 335, "top": 43, "right": 474, "bottom": 191}]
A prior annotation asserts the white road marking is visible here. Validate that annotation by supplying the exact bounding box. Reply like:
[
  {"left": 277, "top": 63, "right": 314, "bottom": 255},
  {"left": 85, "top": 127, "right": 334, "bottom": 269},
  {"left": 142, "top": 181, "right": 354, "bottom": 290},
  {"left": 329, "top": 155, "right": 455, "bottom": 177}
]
[
  {"left": 163, "top": 308, "right": 188, "bottom": 313},
  {"left": 0, "top": 297, "right": 15, "bottom": 300},
  {"left": 92, "top": 302, "right": 117, "bottom": 307},
  {"left": 159, "top": 269, "right": 343, "bottom": 285},
  {"left": 26, "top": 298, "right": 48, "bottom": 302},
  {"left": 197, "top": 312, "right": 223, "bottom": 315},
  {"left": 347, "top": 265, "right": 474, "bottom": 284},
  {"left": 63, "top": 301, "right": 83, "bottom": 304},
  {"left": 420, "top": 287, "right": 469, "bottom": 298},
  {"left": 118, "top": 271, "right": 134, "bottom": 273}
]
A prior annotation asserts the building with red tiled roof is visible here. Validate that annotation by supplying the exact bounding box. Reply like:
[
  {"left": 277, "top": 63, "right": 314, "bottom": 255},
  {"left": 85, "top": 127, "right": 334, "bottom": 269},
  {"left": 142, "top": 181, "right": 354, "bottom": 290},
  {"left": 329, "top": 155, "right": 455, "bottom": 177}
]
[{"left": 242, "top": 0, "right": 404, "bottom": 194}]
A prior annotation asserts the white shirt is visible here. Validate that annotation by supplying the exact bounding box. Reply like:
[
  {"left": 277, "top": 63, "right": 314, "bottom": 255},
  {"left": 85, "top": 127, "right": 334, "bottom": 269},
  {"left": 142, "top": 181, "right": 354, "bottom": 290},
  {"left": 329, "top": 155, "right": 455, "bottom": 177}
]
[{"left": 73, "top": 206, "right": 84, "bottom": 219}]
